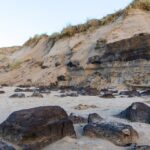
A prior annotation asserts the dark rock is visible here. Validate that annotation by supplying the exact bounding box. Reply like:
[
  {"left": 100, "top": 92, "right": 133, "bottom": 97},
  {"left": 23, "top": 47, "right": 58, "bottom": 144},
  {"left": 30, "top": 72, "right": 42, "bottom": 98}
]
[
  {"left": 55, "top": 62, "right": 61, "bottom": 67},
  {"left": 100, "top": 93, "right": 115, "bottom": 98},
  {"left": 100, "top": 88, "right": 118, "bottom": 94},
  {"left": 67, "top": 61, "right": 79, "bottom": 68},
  {"left": 10, "top": 93, "right": 25, "bottom": 98},
  {"left": 88, "top": 113, "right": 103, "bottom": 124},
  {"left": 0, "top": 91, "right": 5, "bottom": 94},
  {"left": 1, "top": 84, "right": 9, "bottom": 87},
  {"left": 14, "top": 88, "right": 24, "bottom": 92},
  {"left": 41, "top": 65, "right": 49, "bottom": 69},
  {"left": 92, "top": 33, "right": 150, "bottom": 64},
  {"left": 31, "top": 91, "right": 43, "bottom": 98},
  {"left": 60, "top": 92, "right": 78, "bottom": 97},
  {"left": 38, "top": 86, "right": 51, "bottom": 94},
  {"left": 57, "top": 75, "right": 66, "bottom": 81},
  {"left": 116, "top": 102, "right": 150, "bottom": 124},
  {"left": 119, "top": 90, "right": 140, "bottom": 97},
  {"left": 83, "top": 121, "right": 138, "bottom": 146},
  {"left": 129, "top": 144, "right": 150, "bottom": 150},
  {"left": 69, "top": 113, "right": 87, "bottom": 124},
  {"left": 18, "top": 85, "right": 31, "bottom": 88},
  {"left": 88, "top": 55, "right": 101, "bottom": 64},
  {"left": 0, "top": 106, "right": 76, "bottom": 149},
  {"left": 77, "top": 86, "right": 99, "bottom": 96},
  {"left": 15, "top": 88, "right": 35, "bottom": 93},
  {"left": 141, "top": 90, "right": 150, "bottom": 96},
  {"left": 58, "top": 86, "right": 99, "bottom": 96},
  {"left": 100, "top": 88, "right": 117, "bottom": 98},
  {"left": 0, "top": 141, "right": 15, "bottom": 150}
]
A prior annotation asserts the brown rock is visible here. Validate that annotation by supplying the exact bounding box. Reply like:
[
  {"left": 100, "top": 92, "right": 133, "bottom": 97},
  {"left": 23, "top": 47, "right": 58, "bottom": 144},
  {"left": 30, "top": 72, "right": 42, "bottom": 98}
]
[
  {"left": 0, "top": 106, "right": 76, "bottom": 149},
  {"left": 116, "top": 102, "right": 150, "bottom": 124},
  {"left": 83, "top": 121, "right": 138, "bottom": 146}
]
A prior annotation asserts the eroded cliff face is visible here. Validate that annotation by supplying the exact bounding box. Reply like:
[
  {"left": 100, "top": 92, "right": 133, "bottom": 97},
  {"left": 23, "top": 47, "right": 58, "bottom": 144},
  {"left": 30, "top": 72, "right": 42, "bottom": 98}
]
[
  {"left": 0, "top": 9, "right": 150, "bottom": 90},
  {"left": 87, "top": 33, "right": 150, "bottom": 89}
]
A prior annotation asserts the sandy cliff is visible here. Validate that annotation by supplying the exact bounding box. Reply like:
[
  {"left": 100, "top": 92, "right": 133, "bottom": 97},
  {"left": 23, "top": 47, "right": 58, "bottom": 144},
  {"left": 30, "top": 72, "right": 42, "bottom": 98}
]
[{"left": 0, "top": 0, "right": 150, "bottom": 89}]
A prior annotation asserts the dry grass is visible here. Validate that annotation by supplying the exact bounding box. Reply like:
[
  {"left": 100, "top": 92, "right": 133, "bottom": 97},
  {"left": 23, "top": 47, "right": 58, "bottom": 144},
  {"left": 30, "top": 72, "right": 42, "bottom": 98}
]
[
  {"left": 60, "top": 11, "right": 124, "bottom": 38},
  {"left": 58, "top": 0, "right": 150, "bottom": 38},
  {"left": 24, "top": 34, "right": 48, "bottom": 47},
  {"left": 24, "top": 0, "right": 150, "bottom": 44},
  {"left": 128, "top": 0, "right": 150, "bottom": 11}
]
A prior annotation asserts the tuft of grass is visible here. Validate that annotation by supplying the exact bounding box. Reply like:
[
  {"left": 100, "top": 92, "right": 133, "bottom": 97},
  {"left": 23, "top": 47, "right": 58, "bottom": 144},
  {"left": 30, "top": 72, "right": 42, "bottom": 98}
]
[
  {"left": 59, "top": 12, "right": 123, "bottom": 38},
  {"left": 23, "top": 0, "right": 150, "bottom": 44},
  {"left": 24, "top": 34, "right": 48, "bottom": 47},
  {"left": 128, "top": 0, "right": 150, "bottom": 11}
]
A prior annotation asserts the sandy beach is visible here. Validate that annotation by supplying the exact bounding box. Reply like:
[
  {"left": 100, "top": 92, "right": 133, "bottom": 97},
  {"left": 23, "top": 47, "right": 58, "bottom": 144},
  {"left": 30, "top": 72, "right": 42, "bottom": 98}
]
[{"left": 0, "top": 87, "right": 149, "bottom": 150}]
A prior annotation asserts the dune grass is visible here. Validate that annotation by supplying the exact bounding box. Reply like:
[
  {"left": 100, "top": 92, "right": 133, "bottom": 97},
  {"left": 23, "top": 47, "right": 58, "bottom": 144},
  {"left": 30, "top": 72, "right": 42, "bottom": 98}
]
[
  {"left": 128, "top": 0, "right": 150, "bottom": 11},
  {"left": 24, "top": 0, "right": 150, "bottom": 45}
]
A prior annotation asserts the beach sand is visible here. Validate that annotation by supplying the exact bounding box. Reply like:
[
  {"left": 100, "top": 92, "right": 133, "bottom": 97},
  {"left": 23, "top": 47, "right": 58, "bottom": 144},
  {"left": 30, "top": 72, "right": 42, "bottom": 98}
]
[{"left": 0, "top": 87, "right": 150, "bottom": 150}]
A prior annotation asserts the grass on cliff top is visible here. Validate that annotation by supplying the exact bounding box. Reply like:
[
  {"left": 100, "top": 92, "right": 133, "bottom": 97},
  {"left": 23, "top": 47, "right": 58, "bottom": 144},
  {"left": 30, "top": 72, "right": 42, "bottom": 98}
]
[
  {"left": 128, "top": 0, "right": 150, "bottom": 11},
  {"left": 24, "top": 9, "right": 124, "bottom": 45},
  {"left": 24, "top": 34, "right": 48, "bottom": 47},
  {"left": 24, "top": 0, "right": 150, "bottom": 45}
]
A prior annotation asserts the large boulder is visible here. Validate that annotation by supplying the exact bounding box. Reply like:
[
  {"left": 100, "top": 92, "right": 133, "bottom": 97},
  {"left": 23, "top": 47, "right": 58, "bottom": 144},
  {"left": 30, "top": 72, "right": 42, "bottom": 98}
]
[
  {"left": 0, "top": 106, "right": 76, "bottom": 149},
  {"left": 0, "top": 141, "right": 15, "bottom": 150},
  {"left": 116, "top": 102, "right": 150, "bottom": 124},
  {"left": 83, "top": 121, "right": 138, "bottom": 146}
]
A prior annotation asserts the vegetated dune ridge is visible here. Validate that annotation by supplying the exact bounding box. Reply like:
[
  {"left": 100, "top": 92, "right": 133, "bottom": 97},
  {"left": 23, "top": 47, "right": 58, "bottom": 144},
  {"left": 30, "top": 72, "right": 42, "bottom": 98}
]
[{"left": 0, "top": 0, "right": 150, "bottom": 90}]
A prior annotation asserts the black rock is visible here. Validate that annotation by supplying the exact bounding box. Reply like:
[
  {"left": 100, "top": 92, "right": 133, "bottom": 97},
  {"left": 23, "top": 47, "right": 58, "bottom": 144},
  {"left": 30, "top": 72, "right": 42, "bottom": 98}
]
[
  {"left": 141, "top": 90, "right": 150, "bottom": 96},
  {"left": 57, "top": 75, "right": 66, "bottom": 81},
  {"left": 0, "top": 141, "right": 15, "bottom": 150},
  {"left": 116, "top": 102, "right": 150, "bottom": 124},
  {"left": 88, "top": 55, "right": 101, "bottom": 64},
  {"left": 0, "top": 91, "right": 5, "bottom": 94},
  {"left": 10, "top": 93, "right": 25, "bottom": 98},
  {"left": 129, "top": 144, "right": 150, "bottom": 150},
  {"left": 60, "top": 93, "right": 78, "bottom": 97},
  {"left": 15, "top": 88, "right": 35, "bottom": 93},
  {"left": 0, "top": 106, "right": 76, "bottom": 149},
  {"left": 100, "top": 93, "right": 115, "bottom": 98},
  {"left": 77, "top": 86, "right": 99, "bottom": 96},
  {"left": 119, "top": 90, "right": 140, "bottom": 97},
  {"left": 83, "top": 121, "right": 138, "bottom": 146}
]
